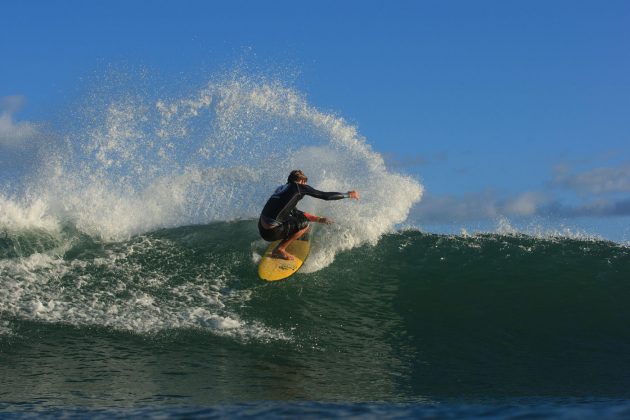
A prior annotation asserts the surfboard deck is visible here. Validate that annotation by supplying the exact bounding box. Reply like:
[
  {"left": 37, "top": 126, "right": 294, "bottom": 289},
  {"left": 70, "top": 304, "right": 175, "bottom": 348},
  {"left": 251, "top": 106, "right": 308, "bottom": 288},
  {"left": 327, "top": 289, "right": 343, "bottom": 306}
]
[{"left": 258, "top": 231, "right": 311, "bottom": 281}]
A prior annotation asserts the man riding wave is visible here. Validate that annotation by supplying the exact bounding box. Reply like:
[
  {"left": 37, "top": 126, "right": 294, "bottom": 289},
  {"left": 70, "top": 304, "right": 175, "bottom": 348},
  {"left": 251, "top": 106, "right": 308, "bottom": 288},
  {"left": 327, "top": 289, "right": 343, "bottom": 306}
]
[{"left": 258, "top": 170, "right": 359, "bottom": 260}]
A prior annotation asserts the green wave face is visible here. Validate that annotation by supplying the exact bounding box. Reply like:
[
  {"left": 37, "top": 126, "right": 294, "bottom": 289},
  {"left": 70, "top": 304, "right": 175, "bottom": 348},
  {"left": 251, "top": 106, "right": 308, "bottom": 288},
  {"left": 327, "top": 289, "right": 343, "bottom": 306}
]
[{"left": 2, "top": 221, "right": 629, "bottom": 402}]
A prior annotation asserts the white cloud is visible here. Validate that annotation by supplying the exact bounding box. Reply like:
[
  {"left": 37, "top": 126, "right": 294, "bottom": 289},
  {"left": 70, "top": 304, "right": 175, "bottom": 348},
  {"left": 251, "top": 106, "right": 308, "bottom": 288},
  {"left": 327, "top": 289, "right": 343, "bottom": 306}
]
[
  {"left": 544, "top": 197, "right": 630, "bottom": 217},
  {"left": 414, "top": 187, "right": 630, "bottom": 223},
  {"left": 412, "top": 159, "right": 630, "bottom": 224},
  {"left": 503, "top": 192, "right": 547, "bottom": 216},
  {"left": 552, "top": 162, "right": 630, "bottom": 195},
  {"left": 0, "top": 96, "right": 40, "bottom": 147},
  {"left": 413, "top": 190, "right": 548, "bottom": 223}
]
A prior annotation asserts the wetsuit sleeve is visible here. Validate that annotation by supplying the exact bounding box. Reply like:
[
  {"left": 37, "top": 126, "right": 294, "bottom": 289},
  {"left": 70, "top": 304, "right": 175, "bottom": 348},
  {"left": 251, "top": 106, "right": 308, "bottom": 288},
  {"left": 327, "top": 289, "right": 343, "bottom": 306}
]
[{"left": 298, "top": 184, "right": 348, "bottom": 200}]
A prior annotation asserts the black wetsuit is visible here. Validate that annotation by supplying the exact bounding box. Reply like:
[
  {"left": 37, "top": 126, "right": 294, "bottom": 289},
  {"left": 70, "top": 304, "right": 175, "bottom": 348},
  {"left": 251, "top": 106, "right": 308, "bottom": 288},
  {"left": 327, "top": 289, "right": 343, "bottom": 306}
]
[{"left": 258, "top": 182, "right": 348, "bottom": 242}]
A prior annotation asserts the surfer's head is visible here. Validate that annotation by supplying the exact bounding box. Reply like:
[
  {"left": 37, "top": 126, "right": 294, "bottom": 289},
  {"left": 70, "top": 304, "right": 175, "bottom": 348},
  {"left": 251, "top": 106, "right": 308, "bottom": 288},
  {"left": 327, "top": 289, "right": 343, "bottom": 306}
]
[{"left": 288, "top": 170, "right": 308, "bottom": 184}]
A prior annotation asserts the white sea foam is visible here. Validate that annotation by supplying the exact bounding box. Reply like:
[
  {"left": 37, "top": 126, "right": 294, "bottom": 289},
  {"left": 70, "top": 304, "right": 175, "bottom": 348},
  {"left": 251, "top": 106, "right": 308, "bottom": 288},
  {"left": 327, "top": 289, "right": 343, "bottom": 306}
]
[
  {"left": 493, "top": 216, "right": 608, "bottom": 242},
  {"left": 0, "top": 236, "right": 287, "bottom": 340},
  {"left": 0, "top": 194, "right": 61, "bottom": 233},
  {"left": 416, "top": 216, "right": 612, "bottom": 244},
  {"left": 0, "top": 320, "right": 14, "bottom": 337}
]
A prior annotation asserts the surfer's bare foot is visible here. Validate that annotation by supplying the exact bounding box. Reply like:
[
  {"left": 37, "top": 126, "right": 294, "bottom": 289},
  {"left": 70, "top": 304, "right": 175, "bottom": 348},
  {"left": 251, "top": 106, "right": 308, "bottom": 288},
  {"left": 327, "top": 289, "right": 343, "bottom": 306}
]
[{"left": 271, "top": 249, "right": 295, "bottom": 260}]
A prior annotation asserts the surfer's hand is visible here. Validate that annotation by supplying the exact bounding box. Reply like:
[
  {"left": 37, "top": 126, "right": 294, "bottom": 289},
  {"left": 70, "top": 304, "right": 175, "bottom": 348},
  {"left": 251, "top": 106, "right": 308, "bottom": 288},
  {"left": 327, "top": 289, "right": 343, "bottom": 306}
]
[
  {"left": 348, "top": 190, "right": 359, "bottom": 200},
  {"left": 319, "top": 217, "right": 334, "bottom": 225}
]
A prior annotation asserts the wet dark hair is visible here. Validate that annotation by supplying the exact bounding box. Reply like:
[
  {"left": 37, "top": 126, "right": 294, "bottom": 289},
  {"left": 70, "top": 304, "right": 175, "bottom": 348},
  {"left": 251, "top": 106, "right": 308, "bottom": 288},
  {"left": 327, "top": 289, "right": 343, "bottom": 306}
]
[{"left": 287, "top": 170, "right": 308, "bottom": 183}]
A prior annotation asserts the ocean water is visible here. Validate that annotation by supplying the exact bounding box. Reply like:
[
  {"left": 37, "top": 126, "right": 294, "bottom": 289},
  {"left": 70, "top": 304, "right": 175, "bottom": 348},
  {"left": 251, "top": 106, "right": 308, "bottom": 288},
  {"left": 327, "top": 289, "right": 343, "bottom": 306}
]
[
  {"left": 2, "top": 73, "right": 630, "bottom": 417},
  {"left": 1, "top": 224, "right": 630, "bottom": 417}
]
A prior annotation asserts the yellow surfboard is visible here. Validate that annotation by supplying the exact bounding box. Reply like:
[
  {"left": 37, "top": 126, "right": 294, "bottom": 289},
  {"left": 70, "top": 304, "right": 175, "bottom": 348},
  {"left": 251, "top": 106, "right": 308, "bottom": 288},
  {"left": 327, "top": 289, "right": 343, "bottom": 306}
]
[{"left": 258, "top": 232, "right": 311, "bottom": 281}]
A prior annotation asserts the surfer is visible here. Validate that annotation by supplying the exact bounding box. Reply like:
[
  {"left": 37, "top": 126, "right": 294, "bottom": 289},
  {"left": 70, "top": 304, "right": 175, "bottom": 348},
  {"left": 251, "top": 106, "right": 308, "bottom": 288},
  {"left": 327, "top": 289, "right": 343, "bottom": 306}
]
[{"left": 258, "top": 170, "right": 359, "bottom": 260}]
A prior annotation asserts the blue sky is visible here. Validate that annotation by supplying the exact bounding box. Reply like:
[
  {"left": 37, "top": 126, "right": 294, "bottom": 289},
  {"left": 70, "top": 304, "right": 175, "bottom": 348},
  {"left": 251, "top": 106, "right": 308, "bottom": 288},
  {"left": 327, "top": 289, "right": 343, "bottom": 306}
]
[{"left": 2, "top": 1, "right": 630, "bottom": 240}]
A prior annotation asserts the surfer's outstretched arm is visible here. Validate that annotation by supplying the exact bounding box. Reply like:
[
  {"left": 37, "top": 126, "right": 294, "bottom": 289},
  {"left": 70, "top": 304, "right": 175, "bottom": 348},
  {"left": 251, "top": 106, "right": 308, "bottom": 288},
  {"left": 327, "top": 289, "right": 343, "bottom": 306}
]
[{"left": 298, "top": 184, "right": 360, "bottom": 201}]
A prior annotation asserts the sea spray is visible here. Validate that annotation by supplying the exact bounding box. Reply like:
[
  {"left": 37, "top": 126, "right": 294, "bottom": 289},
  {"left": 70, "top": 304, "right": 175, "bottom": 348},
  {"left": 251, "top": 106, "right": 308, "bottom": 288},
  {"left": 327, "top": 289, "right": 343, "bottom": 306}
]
[{"left": 25, "top": 74, "right": 422, "bottom": 262}]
